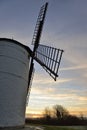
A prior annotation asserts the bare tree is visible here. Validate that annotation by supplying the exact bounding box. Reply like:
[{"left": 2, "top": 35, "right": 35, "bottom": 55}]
[
  {"left": 53, "top": 105, "right": 69, "bottom": 119},
  {"left": 43, "top": 107, "right": 51, "bottom": 120}
]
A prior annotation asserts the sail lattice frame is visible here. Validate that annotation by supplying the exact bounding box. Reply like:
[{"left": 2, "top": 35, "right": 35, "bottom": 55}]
[
  {"left": 32, "top": 2, "right": 48, "bottom": 50},
  {"left": 34, "top": 44, "right": 64, "bottom": 81}
]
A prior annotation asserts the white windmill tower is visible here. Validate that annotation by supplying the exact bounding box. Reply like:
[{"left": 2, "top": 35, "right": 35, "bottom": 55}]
[{"left": 0, "top": 2, "right": 63, "bottom": 128}]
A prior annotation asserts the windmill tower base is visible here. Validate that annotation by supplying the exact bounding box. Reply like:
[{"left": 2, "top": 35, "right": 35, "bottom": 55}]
[
  {"left": 0, "top": 125, "right": 24, "bottom": 129},
  {"left": 0, "top": 126, "right": 36, "bottom": 130}
]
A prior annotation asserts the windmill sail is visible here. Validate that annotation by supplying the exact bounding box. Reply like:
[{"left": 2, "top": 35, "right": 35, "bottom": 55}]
[
  {"left": 27, "top": 2, "right": 63, "bottom": 103},
  {"left": 34, "top": 44, "right": 64, "bottom": 81},
  {"left": 27, "top": 3, "right": 48, "bottom": 95},
  {"left": 32, "top": 2, "right": 48, "bottom": 50}
]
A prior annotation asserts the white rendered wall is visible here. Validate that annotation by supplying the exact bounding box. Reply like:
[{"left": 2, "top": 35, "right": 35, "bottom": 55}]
[{"left": 0, "top": 40, "right": 30, "bottom": 127}]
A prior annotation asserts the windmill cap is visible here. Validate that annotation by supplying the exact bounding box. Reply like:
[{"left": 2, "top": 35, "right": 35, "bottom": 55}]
[{"left": 0, "top": 38, "right": 32, "bottom": 55}]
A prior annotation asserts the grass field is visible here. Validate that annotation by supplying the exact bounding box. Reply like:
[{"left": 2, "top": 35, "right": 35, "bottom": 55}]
[
  {"left": 28, "top": 124, "right": 87, "bottom": 130},
  {"left": 44, "top": 126, "right": 87, "bottom": 130}
]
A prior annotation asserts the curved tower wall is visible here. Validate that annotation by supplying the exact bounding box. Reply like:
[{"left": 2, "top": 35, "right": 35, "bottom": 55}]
[{"left": 0, "top": 39, "right": 30, "bottom": 127}]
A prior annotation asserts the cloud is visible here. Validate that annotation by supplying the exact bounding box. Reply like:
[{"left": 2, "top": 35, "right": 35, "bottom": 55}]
[
  {"left": 69, "top": 109, "right": 87, "bottom": 116},
  {"left": 27, "top": 93, "right": 87, "bottom": 117},
  {"left": 30, "top": 91, "right": 87, "bottom": 102},
  {"left": 33, "top": 73, "right": 73, "bottom": 85},
  {"left": 60, "top": 65, "right": 87, "bottom": 71},
  {"left": 26, "top": 107, "right": 43, "bottom": 118}
]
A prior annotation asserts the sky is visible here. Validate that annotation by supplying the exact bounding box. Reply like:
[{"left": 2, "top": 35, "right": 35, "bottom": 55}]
[{"left": 0, "top": 0, "right": 87, "bottom": 118}]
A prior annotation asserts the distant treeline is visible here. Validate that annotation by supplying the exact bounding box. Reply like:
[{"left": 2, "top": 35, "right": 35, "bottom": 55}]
[
  {"left": 26, "top": 115, "right": 87, "bottom": 126},
  {"left": 26, "top": 105, "right": 87, "bottom": 126}
]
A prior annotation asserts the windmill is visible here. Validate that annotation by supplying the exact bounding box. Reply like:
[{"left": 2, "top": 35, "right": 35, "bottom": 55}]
[
  {"left": 0, "top": 2, "right": 63, "bottom": 128},
  {"left": 26, "top": 2, "right": 64, "bottom": 104}
]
